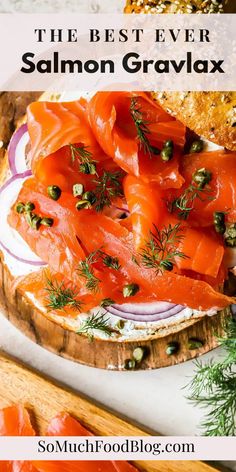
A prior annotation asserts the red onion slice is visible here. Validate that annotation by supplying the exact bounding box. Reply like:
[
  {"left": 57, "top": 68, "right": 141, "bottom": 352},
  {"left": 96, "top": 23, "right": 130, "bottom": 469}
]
[
  {"left": 8, "top": 124, "right": 30, "bottom": 175},
  {"left": 0, "top": 172, "right": 46, "bottom": 266},
  {"left": 106, "top": 303, "right": 185, "bottom": 322}
]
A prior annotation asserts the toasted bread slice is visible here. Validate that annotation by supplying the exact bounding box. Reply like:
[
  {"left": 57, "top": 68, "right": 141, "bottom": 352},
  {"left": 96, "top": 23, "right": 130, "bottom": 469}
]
[
  {"left": 124, "top": 0, "right": 236, "bottom": 14},
  {"left": 152, "top": 91, "right": 236, "bottom": 151},
  {"left": 124, "top": 1, "right": 236, "bottom": 151}
]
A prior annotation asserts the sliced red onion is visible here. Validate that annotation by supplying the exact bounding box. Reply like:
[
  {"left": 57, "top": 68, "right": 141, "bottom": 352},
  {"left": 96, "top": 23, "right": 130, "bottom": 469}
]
[
  {"left": 0, "top": 172, "right": 46, "bottom": 266},
  {"left": 106, "top": 302, "right": 185, "bottom": 322},
  {"left": 8, "top": 124, "right": 30, "bottom": 175}
]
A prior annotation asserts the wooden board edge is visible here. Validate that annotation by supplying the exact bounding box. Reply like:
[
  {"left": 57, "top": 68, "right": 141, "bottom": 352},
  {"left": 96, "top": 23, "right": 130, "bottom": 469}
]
[{"left": 0, "top": 351, "right": 221, "bottom": 472}]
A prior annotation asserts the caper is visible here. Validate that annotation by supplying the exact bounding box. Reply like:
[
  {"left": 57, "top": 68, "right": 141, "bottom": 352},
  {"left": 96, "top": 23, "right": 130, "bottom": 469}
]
[
  {"left": 225, "top": 224, "right": 236, "bottom": 247},
  {"left": 25, "top": 201, "right": 35, "bottom": 212},
  {"left": 83, "top": 191, "right": 97, "bottom": 205},
  {"left": 160, "top": 147, "right": 173, "bottom": 162},
  {"left": 193, "top": 168, "right": 212, "bottom": 189},
  {"left": 80, "top": 162, "right": 97, "bottom": 175},
  {"left": 73, "top": 183, "right": 84, "bottom": 197},
  {"left": 160, "top": 260, "right": 174, "bottom": 272},
  {"left": 133, "top": 347, "right": 146, "bottom": 363},
  {"left": 214, "top": 211, "right": 225, "bottom": 226},
  {"left": 166, "top": 342, "right": 179, "bottom": 356},
  {"left": 40, "top": 217, "right": 54, "bottom": 227},
  {"left": 190, "top": 140, "right": 204, "bottom": 154},
  {"left": 76, "top": 200, "right": 92, "bottom": 211},
  {"left": 164, "top": 139, "right": 174, "bottom": 149},
  {"left": 124, "top": 359, "right": 136, "bottom": 370},
  {"left": 15, "top": 202, "right": 25, "bottom": 214},
  {"left": 123, "top": 283, "right": 140, "bottom": 298},
  {"left": 100, "top": 298, "right": 115, "bottom": 308},
  {"left": 116, "top": 319, "right": 125, "bottom": 330},
  {"left": 26, "top": 213, "right": 41, "bottom": 230},
  {"left": 47, "top": 185, "right": 61, "bottom": 201}
]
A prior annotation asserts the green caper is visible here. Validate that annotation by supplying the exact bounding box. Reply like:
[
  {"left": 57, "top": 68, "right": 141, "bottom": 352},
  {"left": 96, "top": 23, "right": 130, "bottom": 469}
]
[
  {"left": 47, "top": 185, "right": 62, "bottom": 201},
  {"left": 166, "top": 342, "right": 179, "bottom": 356},
  {"left": 133, "top": 347, "right": 146, "bottom": 363},
  {"left": 100, "top": 298, "right": 115, "bottom": 308},
  {"left": 83, "top": 191, "right": 97, "bottom": 205},
  {"left": 124, "top": 359, "right": 136, "bottom": 370},
  {"left": 164, "top": 139, "right": 174, "bottom": 149},
  {"left": 73, "top": 183, "right": 84, "bottom": 197},
  {"left": 40, "top": 217, "right": 54, "bottom": 227},
  {"left": 116, "top": 319, "right": 125, "bottom": 330},
  {"left": 225, "top": 223, "right": 236, "bottom": 247},
  {"left": 76, "top": 200, "right": 92, "bottom": 211},
  {"left": 188, "top": 338, "right": 204, "bottom": 350},
  {"left": 15, "top": 202, "right": 25, "bottom": 214},
  {"left": 190, "top": 140, "right": 204, "bottom": 154},
  {"left": 80, "top": 162, "right": 97, "bottom": 175},
  {"left": 123, "top": 283, "right": 140, "bottom": 298},
  {"left": 193, "top": 168, "right": 212, "bottom": 189},
  {"left": 160, "top": 260, "right": 174, "bottom": 272},
  {"left": 214, "top": 211, "right": 225, "bottom": 226},
  {"left": 215, "top": 224, "right": 226, "bottom": 235},
  {"left": 160, "top": 147, "right": 173, "bottom": 162},
  {"left": 25, "top": 201, "right": 35, "bottom": 212},
  {"left": 26, "top": 213, "right": 41, "bottom": 230}
]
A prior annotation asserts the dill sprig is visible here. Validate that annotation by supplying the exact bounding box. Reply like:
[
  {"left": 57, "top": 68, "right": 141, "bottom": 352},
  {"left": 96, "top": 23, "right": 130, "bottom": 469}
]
[
  {"left": 94, "top": 170, "right": 124, "bottom": 212},
  {"left": 45, "top": 277, "right": 82, "bottom": 312},
  {"left": 139, "top": 223, "right": 188, "bottom": 274},
  {"left": 77, "top": 312, "right": 113, "bottom": 341},
  {"left": 186, "top": 317, "right": 236, "bottom": 436},
  {"left": 130, "top": 97, "right": 160, "bottom": 158},
  {"left": 69, "top": 144, "right": 97, "bottom": 175},
  {"left": 77, "top": 251, "right": 101, "bottom": 293},
  {"left": 169, "top": 184, "right": 212, "bottom": 220}
]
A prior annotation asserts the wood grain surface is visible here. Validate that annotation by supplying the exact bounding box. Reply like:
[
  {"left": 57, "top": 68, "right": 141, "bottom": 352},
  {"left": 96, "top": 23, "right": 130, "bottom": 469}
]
[
  {"left": 0, "top": 250, "right": 230, "bottom": 370},
  {"left": 0, "top": 351, "right": 220, "bottom": 472}
]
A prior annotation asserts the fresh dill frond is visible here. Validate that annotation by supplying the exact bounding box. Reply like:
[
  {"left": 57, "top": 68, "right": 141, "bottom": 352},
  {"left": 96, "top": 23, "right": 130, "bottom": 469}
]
[
  {"left": 77, "top": 312, "right": 113, "bottom": 340},
  {"left": 186, "top": 317, "right": 236, "bottom": 436},
  {"left": 100, "top": 252, "right": 120, "bottom": 270},
  {"left": 77, "top": 251, "right": 101, "bottom": 293},
  {"left": 169, "top": 180, "right": 213, "bottom": 220},
  {"left": 139, "top": 223, "right": 188, "bottom": 274},
  {"left": 94, "top": 170, "right": 124, "bottom": 212},
  {"left": 130, "top": 97, "right": 160, "bottom": 158},
  {"left": 45, "top": 277, "right": 82, "bottom": 312},
  {"left": 69, "top": 144, "right": 97, "bottom": 175}
]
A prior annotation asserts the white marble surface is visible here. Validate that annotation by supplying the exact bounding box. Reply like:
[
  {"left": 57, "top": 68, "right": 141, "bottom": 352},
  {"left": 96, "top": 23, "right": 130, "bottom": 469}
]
[
  {"left": 0, "top": 0, "right": 235, "bottom": 470},
  {"left": 0, "top": 313, "right": 235, "bottom": 472}
]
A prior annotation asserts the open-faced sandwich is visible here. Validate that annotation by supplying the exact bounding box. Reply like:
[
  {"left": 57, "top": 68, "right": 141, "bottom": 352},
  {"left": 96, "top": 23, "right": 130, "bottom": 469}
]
[{"left": 0, "top": 87, "right": 235, "bottom": 345}]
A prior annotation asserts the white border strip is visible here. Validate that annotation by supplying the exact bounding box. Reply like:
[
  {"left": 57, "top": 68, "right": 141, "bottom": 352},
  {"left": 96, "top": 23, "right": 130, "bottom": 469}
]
[{"left": 0, "top": 436, "right": 235, "bottom": 460}]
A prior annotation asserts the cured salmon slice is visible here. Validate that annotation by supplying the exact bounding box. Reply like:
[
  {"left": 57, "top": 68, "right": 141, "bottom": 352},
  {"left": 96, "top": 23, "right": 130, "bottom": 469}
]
[
  {"left": 179, "top": 150, "right": 236, "bottom": 226},
  {"left": 32, "top": 413, "right": 137, "bottom": 472},
  {"left": 124, "top": 175, "right": 164, "bottom": 250},
  {"left": 0, "top": 406, "right": 35, "bottom": 437},
  {"left": 71, "top": 211, "right": 234, "bottom": 310},
  {"left": 0, "top": 406, "right": 36, "bottom": 472},
  {"left": 88, "top": 92, "right": 186, "bottom": 184},
  {"left": 27, "top": 99, "right": 106, "bottom": 176}
]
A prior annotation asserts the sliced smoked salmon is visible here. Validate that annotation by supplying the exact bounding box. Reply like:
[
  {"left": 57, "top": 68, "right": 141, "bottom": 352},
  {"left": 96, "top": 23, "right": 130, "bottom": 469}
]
[
  {"left": 88, "top": 92, "right": 186, "bottom": 186},
  {"left": 124, "top": 175, "right": 164, "bottom": 250},
  {"left": 179, "top": 150, "right": 236, "bottom": 226}
]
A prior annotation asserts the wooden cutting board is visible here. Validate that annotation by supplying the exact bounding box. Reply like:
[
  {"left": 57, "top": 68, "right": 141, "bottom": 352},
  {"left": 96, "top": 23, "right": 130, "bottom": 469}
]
[{"left": 0, "top": 351, "right": 221, "bottom": 472}]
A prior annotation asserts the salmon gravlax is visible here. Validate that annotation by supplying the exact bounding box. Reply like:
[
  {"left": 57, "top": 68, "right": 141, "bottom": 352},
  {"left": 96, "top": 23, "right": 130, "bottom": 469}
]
[{"left": 2, "top": 91, "right": 235, "bottom": 341}]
